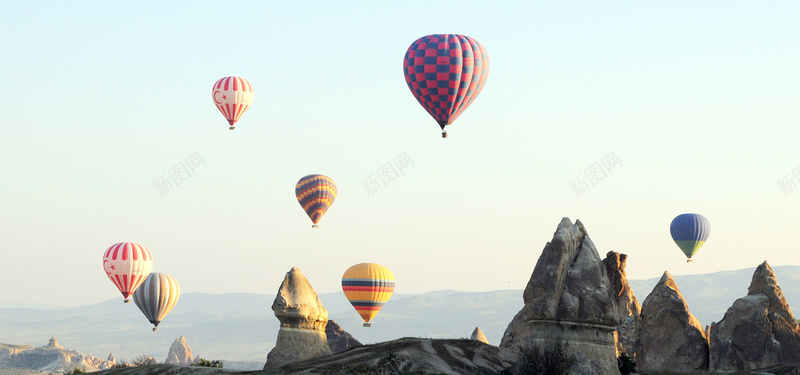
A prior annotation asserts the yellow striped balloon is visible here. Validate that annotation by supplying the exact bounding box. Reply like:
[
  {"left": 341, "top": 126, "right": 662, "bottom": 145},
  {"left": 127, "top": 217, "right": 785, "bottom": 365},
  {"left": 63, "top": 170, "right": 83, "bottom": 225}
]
[
  {"left": 132, "top": 273, "right": 180, "bottom": 331},
  {"left": 295, "top": 174, "right": 337, "bottom": 228},
  {"left": 342, "top": 263, "right": 395, "bottom": 327}
]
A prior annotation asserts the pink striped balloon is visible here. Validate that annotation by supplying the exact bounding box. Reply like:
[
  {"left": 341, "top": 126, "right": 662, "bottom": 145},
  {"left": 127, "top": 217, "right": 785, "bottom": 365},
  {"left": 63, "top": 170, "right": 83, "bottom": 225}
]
[
  {"left": 102, "top": 242, "right": 154, "bottom": 303},
  {"left": 212, "top": 76, "right": 254, "bottom": 130}
]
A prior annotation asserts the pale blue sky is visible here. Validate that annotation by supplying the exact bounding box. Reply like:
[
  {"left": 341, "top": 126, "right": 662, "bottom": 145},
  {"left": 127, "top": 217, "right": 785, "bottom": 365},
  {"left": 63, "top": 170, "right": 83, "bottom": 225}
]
[{"left": 1, "top": 1, "right": 800, "bottom": 307}]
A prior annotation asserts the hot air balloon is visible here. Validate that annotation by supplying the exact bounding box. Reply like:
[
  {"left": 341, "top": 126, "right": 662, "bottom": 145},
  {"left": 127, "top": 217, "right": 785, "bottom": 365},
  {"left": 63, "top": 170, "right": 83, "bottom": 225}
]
[
  {"left": 342, "top": 263, "right": 395, "bottom": 327},
  {"left": 403, "top": 34, "right": 490, "bottom": 138},
  {"left": 102, "top": 242, "right": 154, "bottom": 303},
  {"left": 212, "top": 76, "right": 254, "bottom": 130},
  {"left": 132, "top": 272, "right": 180, "bottom": 331},
  {"left": 670, "top": 213, "right": 711, "bottom": 262},
  {"left": 295, "top": 174, "right": 337, "bottom": 228}
]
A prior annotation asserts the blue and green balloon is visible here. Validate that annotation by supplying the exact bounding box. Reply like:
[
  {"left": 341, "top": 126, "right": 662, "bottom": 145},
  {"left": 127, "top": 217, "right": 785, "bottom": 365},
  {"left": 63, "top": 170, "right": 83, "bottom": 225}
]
[{"left": 670, "top": 213, "right": 710, "bottom": 262}]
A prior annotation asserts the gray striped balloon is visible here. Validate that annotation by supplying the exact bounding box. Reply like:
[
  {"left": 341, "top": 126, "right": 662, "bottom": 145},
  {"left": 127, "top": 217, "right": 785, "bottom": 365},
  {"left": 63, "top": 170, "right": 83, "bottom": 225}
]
[{"left": 132, "top": 272, "right": 180, "bottom": 331}]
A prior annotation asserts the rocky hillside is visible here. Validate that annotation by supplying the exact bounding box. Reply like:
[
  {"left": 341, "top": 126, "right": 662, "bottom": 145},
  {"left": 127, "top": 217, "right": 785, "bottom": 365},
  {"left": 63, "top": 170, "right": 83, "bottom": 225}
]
[
  {"left": 93, "top": 338, "right": 516, "bottom": 375},
  {"left": 0, "top": 337, "right": 114, "bottom": 373},
  {"left": 84, "top": 340, "right": 800, "bottom": 375}
]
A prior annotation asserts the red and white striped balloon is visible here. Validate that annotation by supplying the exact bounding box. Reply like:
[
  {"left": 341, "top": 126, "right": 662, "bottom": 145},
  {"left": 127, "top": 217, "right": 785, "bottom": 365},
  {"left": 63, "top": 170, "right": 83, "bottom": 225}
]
[
  {"left": 102, "top": 242, "right": 154, "bottom": 303},
  {"left": 212, "top": 76, "right": 254, "bottom": 130}
]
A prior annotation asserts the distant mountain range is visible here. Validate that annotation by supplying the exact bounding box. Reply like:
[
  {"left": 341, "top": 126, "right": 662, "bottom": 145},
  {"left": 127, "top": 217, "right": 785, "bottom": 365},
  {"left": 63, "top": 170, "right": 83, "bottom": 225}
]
[{"left": 2, "top": 265, "right": 799, "bottom": 365}]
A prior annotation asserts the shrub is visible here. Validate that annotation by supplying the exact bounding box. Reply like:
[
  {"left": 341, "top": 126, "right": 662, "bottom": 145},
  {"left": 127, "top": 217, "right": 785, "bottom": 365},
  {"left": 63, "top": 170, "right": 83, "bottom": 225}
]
[
  {"left": 192, "top": 357, "right": 224, "bottom": 368},
  {"left": 131, "top": 354, "right": 157, "bottom": 366},
  {"left": 64, "top": 368, "right": 86, "bottom": 374},
  {"left": 618, "top": 353, "right": 637, "bottom": 374},
  {"left": 512, "top": 340, "right": 577, "bottom": 375}
]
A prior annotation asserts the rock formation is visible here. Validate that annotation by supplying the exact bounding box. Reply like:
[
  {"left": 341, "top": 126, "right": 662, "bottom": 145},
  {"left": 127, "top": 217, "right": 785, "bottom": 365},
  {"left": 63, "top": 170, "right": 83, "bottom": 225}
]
[
  {"left": 0, "top": 338, "right": 114, "bottom": 373},
  {"left": 500, "top": 218, "right": 621, "bottom": 375},
  {"left": 264, "top": 267, "right": 332, "bottom": 369},
  {"left": 326, "top": 320, "right": 362, "bottom": 353},
  {"left": 635, "top": 271, "right": 708, "bottom": 372},
  {"left": 471, "top": 327, "right": 489, "bottom": 344},
  {"left": 164, "top": 336, "right": 193, "bottom": 365},
  {"left": 46, "top": 337, "right": 62, "bottom": 349},
  {"left": 107, "top": 353, "right": 115, "bottom": 364},
  {"left": 0, "top": 343, "right": 33, "bottom": 358},
  {"left": 709, "top": 261, "right": 800, "bottom": 371},
  {"left": 603, "top": 251, "right": 641, "bottom": 356}
]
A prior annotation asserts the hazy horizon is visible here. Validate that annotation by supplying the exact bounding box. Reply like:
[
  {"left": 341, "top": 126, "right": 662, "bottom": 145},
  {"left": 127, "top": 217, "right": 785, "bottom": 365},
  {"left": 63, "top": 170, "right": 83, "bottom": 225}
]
[{"left": 2, "top": 263, "right": 796, "bottom": 311}]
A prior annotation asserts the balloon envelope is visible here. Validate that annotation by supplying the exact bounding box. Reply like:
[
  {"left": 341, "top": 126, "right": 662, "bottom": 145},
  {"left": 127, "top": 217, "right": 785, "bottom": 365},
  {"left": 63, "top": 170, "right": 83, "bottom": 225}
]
[
  {"left": 102, "top": 242, "right": 153, "bottom": 302},
  {"left": 670, "top": 213, "right": 710, "bottom": 260},
  {"left": 132, "top": 272, "right": 180, "bottom": 331},
  {"left": 403, "top": 34, "right": 489, "bottom": 135},
  {"left": 295, "top": 174, "right": 337, "bottom": 227},
  {"left": 212, "top": 76, "right": 254, "bottom": 129},
  {"left": 342, "top": 263, "right": 395, "bottom": 326}
]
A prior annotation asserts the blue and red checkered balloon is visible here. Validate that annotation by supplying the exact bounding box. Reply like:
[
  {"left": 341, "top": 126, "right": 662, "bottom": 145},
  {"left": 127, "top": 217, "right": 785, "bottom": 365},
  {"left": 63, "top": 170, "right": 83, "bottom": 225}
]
[{"left": 403, "top": 34, "right": 489, "bottom": 137}]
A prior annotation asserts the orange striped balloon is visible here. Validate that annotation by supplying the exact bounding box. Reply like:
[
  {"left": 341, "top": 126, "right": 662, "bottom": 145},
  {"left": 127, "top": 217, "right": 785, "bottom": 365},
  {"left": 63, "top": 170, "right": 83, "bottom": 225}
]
[
  {"left": 102, "top": 242, "right": 153, "bottom": 303},
  {"left": 295, "top": 174, "right": 337, "bottom": 228},
  {"left": 342, "top": 263, "right": 395, "bottom": 327},
  {"left": 212, "top": 76, "right": 254, "bottom": 130}
]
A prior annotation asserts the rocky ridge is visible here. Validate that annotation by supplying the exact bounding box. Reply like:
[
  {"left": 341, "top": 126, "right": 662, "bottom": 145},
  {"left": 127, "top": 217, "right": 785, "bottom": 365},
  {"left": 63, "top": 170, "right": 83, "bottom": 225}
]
[
  {"left": 0, "top": 338, "right": 115, "bottom": 373},
  {"left": 263, "top": 338, "right": 516, "bottom": 374}
]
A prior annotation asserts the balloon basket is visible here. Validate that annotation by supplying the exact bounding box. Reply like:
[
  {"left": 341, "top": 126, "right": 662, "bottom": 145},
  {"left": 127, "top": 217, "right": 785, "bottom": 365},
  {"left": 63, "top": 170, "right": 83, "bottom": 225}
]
[
  {"left": 229, "top": 126, "right": 235, "bottom": 130},
  {"left": 686, "top": 259, "right": 692, "bottom": 263},
  {"left": 363, "top": 323, "right": 372, "bottom": 328},
  {"left": 312, "top": 224, "right": 318, "bottom": 228},
  {"left": 124, "top": 299, "right": 130, "bottom": 303},
  {"left": 441, "top": 131, "right": 447, "bottom": 138},
  {"left": 152, "top": 327, "right": 157, "bottom": 332}
]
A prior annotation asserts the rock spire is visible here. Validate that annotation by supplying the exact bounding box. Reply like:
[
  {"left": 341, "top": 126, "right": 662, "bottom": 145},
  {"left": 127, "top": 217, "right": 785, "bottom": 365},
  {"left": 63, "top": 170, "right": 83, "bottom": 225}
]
[
  {"left": 709, "top": 261, "right": 800, "bottom": 371},
  {"left": 635, "top": 271, "right": 708, "bottom": 372},
  {"left": 264, "top": 267, "right": 332, "bottom": 369},
  {"left": 164, "top": 336, "right": 193, "bottom": 365},
  {"left": 500, "top": 218, "right": 621, "bottom": 375},
  {"left": 45, "top": 337, "right": 63, "bottom": 349},
  {"left": 602, "top": 251, "right": 641, "bottom": 356},
  {"left": 471, "top": 327, "right": 489, "bottom": 344}
]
